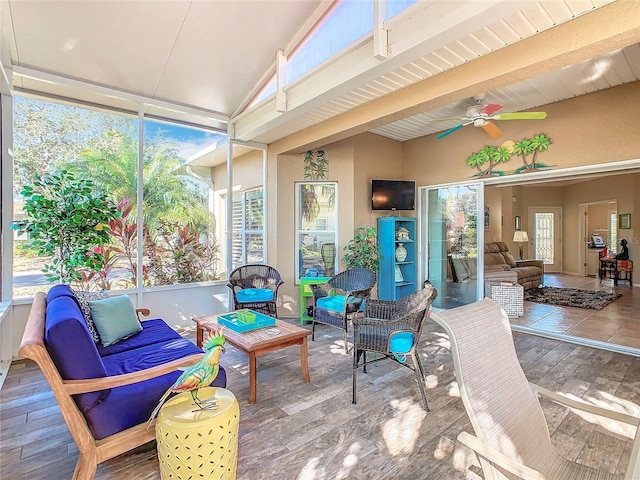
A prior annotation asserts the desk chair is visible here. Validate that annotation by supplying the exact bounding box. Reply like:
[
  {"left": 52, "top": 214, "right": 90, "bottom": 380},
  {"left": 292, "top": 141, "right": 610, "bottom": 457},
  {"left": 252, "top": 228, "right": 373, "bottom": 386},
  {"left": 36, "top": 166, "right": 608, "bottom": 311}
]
[{"left": 616, "top": 260, "right": 633, "bottom": 286}]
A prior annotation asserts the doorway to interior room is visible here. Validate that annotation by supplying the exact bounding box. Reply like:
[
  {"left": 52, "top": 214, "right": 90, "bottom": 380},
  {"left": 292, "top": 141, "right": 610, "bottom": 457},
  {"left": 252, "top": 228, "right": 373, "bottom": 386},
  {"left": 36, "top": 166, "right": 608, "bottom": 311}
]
[{"left": 579, "top": 200, "right": 618, "bottom": 277}]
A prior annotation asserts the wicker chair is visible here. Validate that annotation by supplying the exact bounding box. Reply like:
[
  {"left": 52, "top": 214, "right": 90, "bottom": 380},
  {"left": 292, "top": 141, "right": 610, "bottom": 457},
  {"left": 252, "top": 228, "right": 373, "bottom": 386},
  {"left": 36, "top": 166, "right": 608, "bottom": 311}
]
[
  {"left": 320, "top": 242, "right": 336, "bottom": 277},
  {"left": 431, "top": 298, "right": 640, "bottom": 480},
  {"left": 352, "top": 282, "right": 438, "bottom": 411},
  {"left": 227, "top": 264, "right": 284, "bottom": 317},
  {"left": 310, "top": 267, "right": 377, "bottom": 353}
]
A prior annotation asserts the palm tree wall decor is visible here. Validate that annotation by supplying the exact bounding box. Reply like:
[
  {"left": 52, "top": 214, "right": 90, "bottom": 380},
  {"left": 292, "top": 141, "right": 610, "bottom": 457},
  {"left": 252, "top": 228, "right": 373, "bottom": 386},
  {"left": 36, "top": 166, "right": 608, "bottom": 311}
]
[
  {"left": 513, "top": 133, "right": 552, "bottom": 170},
  {"left": 466, "top": 133, "right": 552, "bottom": 176}
]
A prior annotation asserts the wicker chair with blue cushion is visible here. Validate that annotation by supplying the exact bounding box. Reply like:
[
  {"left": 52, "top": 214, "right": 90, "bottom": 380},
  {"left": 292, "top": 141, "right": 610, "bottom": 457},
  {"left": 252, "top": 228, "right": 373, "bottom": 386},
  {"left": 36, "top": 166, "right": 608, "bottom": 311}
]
[
  {"left": 352, "top": 282, "right": 437, "bottom": 410},
  {"left": 310, "top": 267, "right": 377, "bottom": 353},
  {"left": 227, "top": 264, "right": 284, "bottom": 317}
]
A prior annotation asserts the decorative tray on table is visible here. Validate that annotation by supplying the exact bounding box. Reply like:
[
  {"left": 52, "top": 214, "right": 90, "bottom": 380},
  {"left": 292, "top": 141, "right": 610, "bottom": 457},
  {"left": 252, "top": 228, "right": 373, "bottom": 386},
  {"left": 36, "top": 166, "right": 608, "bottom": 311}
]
[{"left": 218, "top": 309, "right": 276, "bottom": 332}]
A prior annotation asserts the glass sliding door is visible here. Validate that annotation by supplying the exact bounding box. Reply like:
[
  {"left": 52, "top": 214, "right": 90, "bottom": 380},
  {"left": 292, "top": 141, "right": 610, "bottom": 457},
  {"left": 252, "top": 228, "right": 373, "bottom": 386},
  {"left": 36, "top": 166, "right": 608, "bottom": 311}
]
[{"left": 421, "top": 183, "right": 482, "bottom": 309}]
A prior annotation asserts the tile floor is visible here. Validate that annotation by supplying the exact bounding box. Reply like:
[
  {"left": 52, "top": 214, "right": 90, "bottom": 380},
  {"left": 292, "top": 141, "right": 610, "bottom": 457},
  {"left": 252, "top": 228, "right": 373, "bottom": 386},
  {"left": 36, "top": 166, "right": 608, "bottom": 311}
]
[{"left": 513, "top": 273, "right": 640, "bottom": 350}]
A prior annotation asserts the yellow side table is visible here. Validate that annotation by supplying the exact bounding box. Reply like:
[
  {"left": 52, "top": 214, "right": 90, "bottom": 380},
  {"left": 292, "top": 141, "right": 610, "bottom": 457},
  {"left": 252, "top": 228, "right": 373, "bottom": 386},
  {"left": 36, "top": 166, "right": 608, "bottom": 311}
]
[{"left": 156, "top": 387, "right": 239, "bottom": 480}]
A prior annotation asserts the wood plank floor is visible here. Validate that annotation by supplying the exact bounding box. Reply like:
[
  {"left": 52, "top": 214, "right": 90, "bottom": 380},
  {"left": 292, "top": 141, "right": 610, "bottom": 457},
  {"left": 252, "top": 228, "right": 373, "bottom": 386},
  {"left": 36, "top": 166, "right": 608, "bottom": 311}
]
[{"left": 2, "top": 304, "right": 640, "bottom": 479}]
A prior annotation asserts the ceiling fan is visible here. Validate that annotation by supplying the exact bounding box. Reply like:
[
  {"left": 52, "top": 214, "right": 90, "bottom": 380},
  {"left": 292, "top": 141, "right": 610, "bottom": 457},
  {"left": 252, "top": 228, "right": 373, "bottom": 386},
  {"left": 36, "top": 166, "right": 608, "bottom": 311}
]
[{"left": 434, "top": 97, "right": 547, "bottom": 140}]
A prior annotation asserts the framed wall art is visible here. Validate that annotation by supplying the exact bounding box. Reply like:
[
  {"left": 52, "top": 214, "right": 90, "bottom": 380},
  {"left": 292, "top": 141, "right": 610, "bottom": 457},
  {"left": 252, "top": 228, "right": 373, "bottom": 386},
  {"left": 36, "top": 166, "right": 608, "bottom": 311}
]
[{"left": 619, "top": 213, "right": 631, "bottom": 229}]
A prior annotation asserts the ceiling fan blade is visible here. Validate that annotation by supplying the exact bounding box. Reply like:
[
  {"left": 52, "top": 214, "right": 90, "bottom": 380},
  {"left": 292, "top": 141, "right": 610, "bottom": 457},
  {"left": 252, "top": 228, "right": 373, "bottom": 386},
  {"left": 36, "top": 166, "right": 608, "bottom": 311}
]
[
  {"left": 423, "top": 116, "right": 467, "bottom": 122},
  {"left": 480, "top": 103, "right": 503, "bottom": 116},
  {"left": 482, "top": 121, "right": 503, "bottom": 138},
  {"left": 494, "top": 112, "right": 547, "bottom": 120},
  {"left": 436, "top": 123, "right": 465, "bottom": 139}
]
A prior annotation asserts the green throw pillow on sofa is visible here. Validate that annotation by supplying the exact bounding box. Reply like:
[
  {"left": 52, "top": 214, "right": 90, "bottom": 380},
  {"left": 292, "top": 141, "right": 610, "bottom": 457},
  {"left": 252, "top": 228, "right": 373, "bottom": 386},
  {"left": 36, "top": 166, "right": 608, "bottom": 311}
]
[{"left": 89, "top": 295, "right": 143, "bottom": 347}]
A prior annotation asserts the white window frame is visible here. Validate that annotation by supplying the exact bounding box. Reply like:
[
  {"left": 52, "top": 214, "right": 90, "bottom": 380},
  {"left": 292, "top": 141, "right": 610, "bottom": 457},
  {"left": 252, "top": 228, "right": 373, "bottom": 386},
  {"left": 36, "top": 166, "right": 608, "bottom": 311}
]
[{"left": 295, "top": 181, "right": 338, "bottom": 284}]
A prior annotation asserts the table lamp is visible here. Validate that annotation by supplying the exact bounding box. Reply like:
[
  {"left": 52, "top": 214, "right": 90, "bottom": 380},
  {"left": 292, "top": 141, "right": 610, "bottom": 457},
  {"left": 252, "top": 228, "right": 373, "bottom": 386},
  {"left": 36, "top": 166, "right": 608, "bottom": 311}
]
[{"left": 513, "top": 230, "right": 529, "bottom": 260}]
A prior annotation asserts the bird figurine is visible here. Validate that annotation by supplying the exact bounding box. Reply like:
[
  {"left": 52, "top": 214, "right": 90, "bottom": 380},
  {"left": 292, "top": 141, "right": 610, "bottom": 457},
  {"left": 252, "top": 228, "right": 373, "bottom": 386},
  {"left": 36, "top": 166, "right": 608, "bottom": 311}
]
[{"left": 147, "top": 328, "right": 226, "bottom": 428}]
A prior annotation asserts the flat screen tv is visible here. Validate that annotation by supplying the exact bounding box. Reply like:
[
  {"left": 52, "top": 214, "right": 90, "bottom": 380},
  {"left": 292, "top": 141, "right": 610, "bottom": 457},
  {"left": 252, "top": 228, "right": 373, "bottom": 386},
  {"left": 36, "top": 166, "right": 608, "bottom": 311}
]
[{"left": 371, "top": 179, "right": 416, "bottom": 211}]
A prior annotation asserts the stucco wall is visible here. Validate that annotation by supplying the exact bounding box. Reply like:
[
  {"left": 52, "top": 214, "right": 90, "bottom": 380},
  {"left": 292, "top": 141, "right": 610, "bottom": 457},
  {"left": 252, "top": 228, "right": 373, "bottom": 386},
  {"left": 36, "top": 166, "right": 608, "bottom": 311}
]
[
  {"left": 402, "top": 82, "right": 640, "bottom": 187},
  {"left": 212, "top": 149, "right": 264, "bottom": 191},
  {"left": 353, "top": 133, "right": 405, "bottom": 228}
]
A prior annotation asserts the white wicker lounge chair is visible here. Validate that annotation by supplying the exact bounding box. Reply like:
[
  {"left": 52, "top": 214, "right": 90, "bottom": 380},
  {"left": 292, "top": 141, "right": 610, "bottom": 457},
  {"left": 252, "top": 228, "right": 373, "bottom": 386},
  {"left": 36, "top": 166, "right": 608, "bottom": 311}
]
[{"left": 431, "top": 298, "right": 640, "bottom": 480}]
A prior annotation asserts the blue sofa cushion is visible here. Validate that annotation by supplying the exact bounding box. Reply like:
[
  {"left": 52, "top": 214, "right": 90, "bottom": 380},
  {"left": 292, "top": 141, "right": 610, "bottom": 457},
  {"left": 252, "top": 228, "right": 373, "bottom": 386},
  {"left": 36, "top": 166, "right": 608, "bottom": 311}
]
[
  {"left": 46, "top": 284, "right": 77, "bottom": 303},
  {"left": 46, "top": 285, "right": 105, "bottom": 343},
  {"left": 88, "top": 339, "right": 227, "bottom": 440},
  {"left": 98, "top": 318, "right": 182, "bottom": 357},
  {"left": 236, "top": 288, "right": 273, "bottom": 303},
  {"left": 102, "top": 338, "right": 204, "bottom": 376},
  {"left": 45, "top": 296, "right": 110, "bottom": 412}
]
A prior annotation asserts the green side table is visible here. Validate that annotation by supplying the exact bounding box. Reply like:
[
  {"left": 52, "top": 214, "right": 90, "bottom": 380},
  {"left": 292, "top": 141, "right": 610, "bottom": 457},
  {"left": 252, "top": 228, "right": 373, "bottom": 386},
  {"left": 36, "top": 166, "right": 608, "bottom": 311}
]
[{"left": 299, "top": 276, "right": 331, "bottom": 324}]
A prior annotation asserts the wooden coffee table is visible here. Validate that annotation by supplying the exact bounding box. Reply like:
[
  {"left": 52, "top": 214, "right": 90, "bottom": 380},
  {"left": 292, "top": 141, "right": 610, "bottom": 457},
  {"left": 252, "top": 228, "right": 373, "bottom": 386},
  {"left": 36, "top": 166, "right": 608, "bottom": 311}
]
[{"left": 192, "top": 314, "right": 311, "bottom": 404}]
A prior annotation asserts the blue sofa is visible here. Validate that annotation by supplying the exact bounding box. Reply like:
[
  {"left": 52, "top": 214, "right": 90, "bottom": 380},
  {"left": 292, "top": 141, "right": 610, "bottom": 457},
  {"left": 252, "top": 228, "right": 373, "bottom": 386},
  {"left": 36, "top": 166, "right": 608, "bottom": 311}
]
[{"left": 43, "top": 285, "right": 227, "bottom": 440}]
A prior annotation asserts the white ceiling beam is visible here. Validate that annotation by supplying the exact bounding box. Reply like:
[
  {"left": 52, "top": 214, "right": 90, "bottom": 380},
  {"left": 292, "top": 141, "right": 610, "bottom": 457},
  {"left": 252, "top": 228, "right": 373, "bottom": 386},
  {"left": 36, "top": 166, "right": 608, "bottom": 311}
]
[
  {"left": 373, "top": 0, "right": 390, "bottom": 60},
  {"left": 13, "top": 65, "right": 230, "bottom": 123},
  {"left": 232, "top": 0, "right": 521, "bottom": 141},
  {"left": 276, "top": 49, "right": 287, "bottom": 112}
]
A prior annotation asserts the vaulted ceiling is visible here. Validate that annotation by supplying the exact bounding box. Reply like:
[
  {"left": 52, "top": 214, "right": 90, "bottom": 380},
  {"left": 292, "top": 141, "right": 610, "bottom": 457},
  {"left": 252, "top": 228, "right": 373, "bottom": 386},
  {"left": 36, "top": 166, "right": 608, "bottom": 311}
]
[{"left": 2, "top": 0, "right": 639, "bottom": 151}]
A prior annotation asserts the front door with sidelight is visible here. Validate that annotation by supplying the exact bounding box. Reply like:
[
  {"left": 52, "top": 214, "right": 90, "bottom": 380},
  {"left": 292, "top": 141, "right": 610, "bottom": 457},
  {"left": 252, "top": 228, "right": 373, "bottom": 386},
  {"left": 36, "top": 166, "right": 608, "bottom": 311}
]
[{"left": 528, "top": 207, "right": 562, "bottom": 272}]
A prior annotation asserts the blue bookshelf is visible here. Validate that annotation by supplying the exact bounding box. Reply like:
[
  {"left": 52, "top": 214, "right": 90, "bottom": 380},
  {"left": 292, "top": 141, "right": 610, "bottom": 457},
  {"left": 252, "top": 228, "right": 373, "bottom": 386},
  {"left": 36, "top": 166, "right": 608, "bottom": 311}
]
[{"left": 378, "top": 216, "right": 417, "bottom": 300}]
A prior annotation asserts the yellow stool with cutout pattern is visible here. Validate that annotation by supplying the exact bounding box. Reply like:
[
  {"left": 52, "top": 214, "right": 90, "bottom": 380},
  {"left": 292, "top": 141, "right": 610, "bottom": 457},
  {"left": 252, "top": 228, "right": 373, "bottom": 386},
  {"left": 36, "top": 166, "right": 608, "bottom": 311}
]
[{"left": 156, "top": 387, "right": 239, "bottom": 480}]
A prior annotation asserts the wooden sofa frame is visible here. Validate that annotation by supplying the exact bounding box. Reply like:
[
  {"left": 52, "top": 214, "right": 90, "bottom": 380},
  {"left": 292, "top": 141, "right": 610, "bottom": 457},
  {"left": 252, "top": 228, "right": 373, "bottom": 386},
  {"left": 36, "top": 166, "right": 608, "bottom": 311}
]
[{"left": 18, "top": 292, "right": 203, "bottom": 480}]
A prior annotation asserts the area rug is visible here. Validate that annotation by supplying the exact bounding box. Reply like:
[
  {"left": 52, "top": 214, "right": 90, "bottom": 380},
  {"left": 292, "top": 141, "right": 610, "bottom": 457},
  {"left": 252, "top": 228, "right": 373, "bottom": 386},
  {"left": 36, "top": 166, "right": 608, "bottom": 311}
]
[{"left": 524, "top": 286, "right": 622, "bottom": 310}]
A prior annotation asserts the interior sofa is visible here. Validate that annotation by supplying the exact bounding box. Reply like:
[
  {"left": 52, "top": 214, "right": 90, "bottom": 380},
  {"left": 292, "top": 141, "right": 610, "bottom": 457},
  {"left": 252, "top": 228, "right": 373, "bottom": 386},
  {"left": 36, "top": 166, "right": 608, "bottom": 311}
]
[
  {"left": 19, "top": 284, "right": 227, "bottom": 479},
  {"left": 484, "top": 242, "right": 544, "bottom": 290}
]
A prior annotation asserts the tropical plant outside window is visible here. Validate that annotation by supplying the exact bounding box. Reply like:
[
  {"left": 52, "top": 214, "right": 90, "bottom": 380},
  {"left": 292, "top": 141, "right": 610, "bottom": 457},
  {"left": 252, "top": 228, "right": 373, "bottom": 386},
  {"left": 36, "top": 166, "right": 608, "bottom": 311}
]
[
  {"left": 12, "top": 96, "right": 223, "bottom": 296},
  {"left": 296, "top": 182, "right": 337, "bottom": 282},
  {"left": 231, "top": 188, "right": 264, "bottom": 269}
]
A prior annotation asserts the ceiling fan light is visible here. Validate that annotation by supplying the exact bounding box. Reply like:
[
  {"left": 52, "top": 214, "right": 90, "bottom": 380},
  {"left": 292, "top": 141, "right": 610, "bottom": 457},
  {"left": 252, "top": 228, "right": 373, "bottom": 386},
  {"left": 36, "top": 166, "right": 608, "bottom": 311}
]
[
  {"left": 466, "top": 105, "right": 484, "bottom": 117},
  {"left": 473, "top": 118, "right": 488, "bottom": 127}
]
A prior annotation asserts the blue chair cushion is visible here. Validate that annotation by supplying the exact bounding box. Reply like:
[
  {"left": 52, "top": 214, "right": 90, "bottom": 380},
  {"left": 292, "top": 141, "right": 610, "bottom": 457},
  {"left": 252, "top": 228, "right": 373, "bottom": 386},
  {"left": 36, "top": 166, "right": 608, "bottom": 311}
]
[
  {"left": 316, "top": 294, "right": 346, "bottom": 312},
  {"left": 45, "top": 296, "right": 110, "bottom": 412},
  {"left": 89, "top": 338, "right": 227, "bottom": 440},
  {"left": 389, "top": 332, "right": 415, "bottom": 363},
  {"left": 236, "top": 288, "right": 274, "bottom": 303},
  {"left": 316, "top": 295, "right": 362, "bottom": 313}
]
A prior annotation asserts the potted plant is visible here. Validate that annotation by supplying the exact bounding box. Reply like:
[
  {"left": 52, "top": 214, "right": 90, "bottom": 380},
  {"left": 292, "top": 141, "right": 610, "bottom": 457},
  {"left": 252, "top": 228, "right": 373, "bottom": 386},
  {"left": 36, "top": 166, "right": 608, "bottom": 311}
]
[
  {"left": 341, "top": 225, "right": 381, "bottom": 272},
  {"left": 12, "top": 169, "right": 119, "bottom": 284}
]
